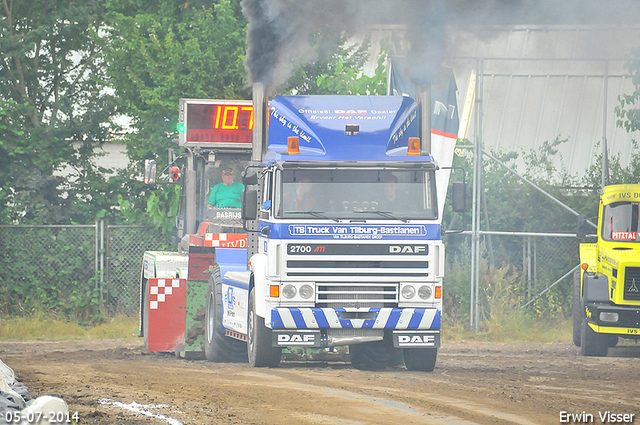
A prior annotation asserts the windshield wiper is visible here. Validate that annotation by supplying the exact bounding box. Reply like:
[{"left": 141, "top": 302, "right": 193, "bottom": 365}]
[
  {"left": 354, "top": 210, "right": 409, "bottom": 223},
  {"left": 288, "top": 211, "right": 340, "bottom": 222}
]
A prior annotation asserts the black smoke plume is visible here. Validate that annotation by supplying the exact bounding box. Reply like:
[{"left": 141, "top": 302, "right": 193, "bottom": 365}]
[{"left": 241, "top": 0, "right": 640, "bottom": 94}]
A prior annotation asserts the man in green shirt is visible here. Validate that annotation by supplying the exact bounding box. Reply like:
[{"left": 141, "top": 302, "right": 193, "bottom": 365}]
[{"left": 208, "top": 167, "right": 244, "bottom": 208}]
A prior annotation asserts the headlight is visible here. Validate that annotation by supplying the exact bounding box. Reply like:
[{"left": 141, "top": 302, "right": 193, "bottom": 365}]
[
  {"left": 418, "top": 285, "right": 433, "bottom": 300},
  {"left": 600, "top": 312, "right": 619, "bottom": 322},
  {"left": 401, "top": 285, "right": 416, "bottom": 299},
  {"left": 282, "top": 284, "right": 297, "bottom": 299},
  {"left": 299, "top": 285, "right": 314, "bottom": 299}
]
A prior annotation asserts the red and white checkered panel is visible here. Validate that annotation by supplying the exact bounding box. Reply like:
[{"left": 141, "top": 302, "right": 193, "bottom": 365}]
[
  {"left": 146, "top": 278, "right": 186, "bottom": 352},
  {"left": 149, "top": 278, "right": 182, "bottom": 309},
  {"left": 204, "top": 233, "right": 248, "bottom": 248}
]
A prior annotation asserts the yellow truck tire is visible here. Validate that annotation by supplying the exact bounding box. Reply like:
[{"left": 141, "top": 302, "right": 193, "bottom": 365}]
[
  {"left": 572, "top": 269, "right": 581, "bottom": 347},
  {"left": 580, "top": 318, "right": 608, "bottom": 357}
]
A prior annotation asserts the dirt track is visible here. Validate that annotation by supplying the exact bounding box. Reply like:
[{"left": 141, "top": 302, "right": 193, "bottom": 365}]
[{"left": 1, "top": 339, "right": 639, "bottom": 425}]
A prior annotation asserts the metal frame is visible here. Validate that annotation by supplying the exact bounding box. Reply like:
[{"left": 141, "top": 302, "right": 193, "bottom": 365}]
[{"left": 466, "top": 55, "right": 625, "bottom": 331}]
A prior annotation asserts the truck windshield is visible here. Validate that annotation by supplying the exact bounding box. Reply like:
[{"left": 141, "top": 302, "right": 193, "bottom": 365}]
[
  {"left": 602, "top": 202, "right": 640, "bottom": 242},
  {"left": 275, "top": 168, "right": 437, "bottom": 221}
]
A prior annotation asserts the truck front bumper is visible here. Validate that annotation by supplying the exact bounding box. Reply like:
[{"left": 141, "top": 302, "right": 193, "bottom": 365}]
[
  {"left": 585, "top": 303, "right": 640, "bottom": 337},
  {"left": 269, "top": 307, "right": 441, "bottom": 330}
]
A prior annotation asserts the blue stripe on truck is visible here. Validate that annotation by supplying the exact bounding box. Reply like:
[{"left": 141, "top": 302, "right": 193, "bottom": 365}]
[{"left": 270, "top": 307, "right": 440, "bottom": 330}]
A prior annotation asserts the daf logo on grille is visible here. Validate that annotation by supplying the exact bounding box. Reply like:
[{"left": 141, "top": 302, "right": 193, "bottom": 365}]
[
  {"left": 389, "top": 245, "right": 426, "bottom": 254},
  {"left": 630, "top": 278, "right": 639, "bottom": 293}
]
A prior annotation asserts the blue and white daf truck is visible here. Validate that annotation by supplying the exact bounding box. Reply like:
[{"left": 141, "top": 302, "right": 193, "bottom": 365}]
[{"left": 141, "top": 83, "right": 463, "bottom": 371}]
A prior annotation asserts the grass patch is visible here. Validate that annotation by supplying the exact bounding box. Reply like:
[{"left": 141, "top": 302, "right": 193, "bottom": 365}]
[
  {"left": 443, "top": 316, "right": 572, "bottom": 343},
  {"left": 0, "top": 313, "right": 138, "bottom": 341}
]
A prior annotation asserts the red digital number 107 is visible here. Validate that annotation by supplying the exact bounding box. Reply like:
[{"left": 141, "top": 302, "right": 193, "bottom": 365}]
[{"left": 215, "top": 105, "right": 253, "bottom": 130}]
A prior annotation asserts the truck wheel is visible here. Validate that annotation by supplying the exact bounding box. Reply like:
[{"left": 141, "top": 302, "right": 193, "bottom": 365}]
[
  {"left": 580, "top": 318, "right": 608, "bottom": 357},
  {"left": 572, "top": 269, "right": 582, "bottom": 347},
  {"left": 204, "top": 269, "right": 248, "bottom": 363},
  {"left": 607, "top": 335, "right": 619, "bottom": 348},
  {"left": 247, "top": 287, "right": 281, "bottom": 367},
  {"left": 403, "top": 348, "right": 438, "bottom": 372},
  {"left": 349, "top": 340, "right": 402, "bottom": 370}
]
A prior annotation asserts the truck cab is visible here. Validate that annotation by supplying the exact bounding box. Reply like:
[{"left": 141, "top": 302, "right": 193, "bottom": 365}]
[
  {"left": 575, "top": 184, "right": 640, "bottom": 356},
  {"left": 202, "top": 93, "right": 458, "bottom": 371}
]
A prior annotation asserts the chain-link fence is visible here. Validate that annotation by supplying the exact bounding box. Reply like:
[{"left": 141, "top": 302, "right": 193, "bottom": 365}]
[
  {"left": 478, "top": 234, "right": 579, "bottom": 299},
  {"left": 1, "top": 222, "right": 580, "bottom": 321},
  {"left": 0, "top": 225, "right": 98, "bottom": 316},
  {"left": 445, "top": 232, "right": 580, "bottom": 323},
  {"left": 106, "top": 225, "right": 166, "bottom": 315},
  {"left": 0, "top": 223, "right": 166, "bottom": 318}
]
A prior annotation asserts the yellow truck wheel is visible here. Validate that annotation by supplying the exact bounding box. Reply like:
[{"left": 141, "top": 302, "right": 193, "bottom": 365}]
[
  {"left": 572, "top": 269, "right": 581, "bottom": 347},
  {"left": 580, "top": 318, "right": 608, "bottom": 357}
]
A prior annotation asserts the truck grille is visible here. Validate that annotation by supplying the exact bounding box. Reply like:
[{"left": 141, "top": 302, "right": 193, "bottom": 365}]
[
  {"left": 623, "top": 267, "right": 640, "bottom": 301},
  {"left": 286, "top": 260, "right": 428, "bottom": 277},
  {"left": 316, "top": 282, "right": 398, "bottom": 308}
]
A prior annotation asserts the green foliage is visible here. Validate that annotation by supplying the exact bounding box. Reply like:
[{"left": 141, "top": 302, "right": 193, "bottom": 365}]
[
  {"left": 316, "top": 52, "right": 387, "bottom": 95},
  {"left": 0, "top": 0, "right": 118, "bottom": 224},
  {"left": 616, "top": 48, "right": 640, "bottom": 134},
  {"left": 102, "top": 0, "right": 249, "bottom": 228},
  {"left": 0, "top": 227, "right": 105, "bottom": 323},
  {"left": 284, "top": 34, "right": 387, "bottom": 96},
  {"left": 117, "top": 185, "right": 180, "bottom": 242},
  {"left": 443, "top": 251, "right": 571, "bottom": 342},
  {"left": 443, "top": 131, "right": 640, "bottom": 332}
]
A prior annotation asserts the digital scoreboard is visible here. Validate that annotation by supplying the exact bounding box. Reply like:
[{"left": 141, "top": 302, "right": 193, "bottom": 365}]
[{"left": 178, "top": 99, "right": 253, "bottom": 149}]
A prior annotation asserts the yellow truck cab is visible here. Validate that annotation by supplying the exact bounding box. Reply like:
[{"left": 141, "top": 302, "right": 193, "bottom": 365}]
[{"left": 574, "top": 184, "right": 640, "bottom": 356}]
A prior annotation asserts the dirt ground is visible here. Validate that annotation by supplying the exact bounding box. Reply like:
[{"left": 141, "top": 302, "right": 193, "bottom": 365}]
[{"left": 1, "top": 339, "right": 639, "bottom": 425}]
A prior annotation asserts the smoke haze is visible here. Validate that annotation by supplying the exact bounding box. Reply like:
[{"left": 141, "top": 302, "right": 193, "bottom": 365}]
[{"left": 240, "top": 0, "right": 640, "bottom": 93}]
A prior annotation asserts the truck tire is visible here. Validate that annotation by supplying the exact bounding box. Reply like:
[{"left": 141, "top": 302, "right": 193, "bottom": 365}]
[
  {"left": 572, "top": 269, "right": 582, "bottom": 347},
  {"left": 247, "top": 287, "right": 281, "bottom": 367},
  {"left": 349, "top": 340, "right": 403, "bottom": 370},
  {"left": 580, "top": 318, "right": 608, "bottom": 357},
  {"left": 403, "top": 348, "right": 438, "bottom": 372},
  {"left": 204, "top": 268, "right": 248, "bottom": 363}
]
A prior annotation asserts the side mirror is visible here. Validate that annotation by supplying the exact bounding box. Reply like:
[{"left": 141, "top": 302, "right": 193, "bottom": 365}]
[
  {"left": 144, "top": 159, "right": 157, "bottom": 184},
  {"left": 576, "top": 214, "right": 587, "bottom": 239},
  {"left": 242, "top": 190, "right": 258, "bottom": 221},
  {"left": 451, "top": 181, "right": 467, "bottom": 213},
  {"left": 243, "top": 172, "right": 259, "bottom": 186}
]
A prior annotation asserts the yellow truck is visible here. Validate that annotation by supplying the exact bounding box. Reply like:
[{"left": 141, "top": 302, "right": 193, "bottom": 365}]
[{"left": 574, "top": 184, "right": 640, "bottom": 356}]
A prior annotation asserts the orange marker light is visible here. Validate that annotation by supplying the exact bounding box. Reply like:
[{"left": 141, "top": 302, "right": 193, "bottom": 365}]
[
  {"left": 581, "top": 263, "right": 589, "bottom": 271},
  {"left": 270, "top": 285, "right": 280, "bottom": 298},
  {"left": 407, "top": 137, "right": 420, "bottom": 155},
  {"left": 435, "top": 286, "right": 442, "bottom": 299},
  {"left": 287, "top": 136, "right": 300, "bottom": 155}
]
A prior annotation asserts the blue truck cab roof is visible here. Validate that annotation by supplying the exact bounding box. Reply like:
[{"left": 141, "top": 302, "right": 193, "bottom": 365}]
[{"left": 265, "top": 95, "right": 430, "bottom": 163}]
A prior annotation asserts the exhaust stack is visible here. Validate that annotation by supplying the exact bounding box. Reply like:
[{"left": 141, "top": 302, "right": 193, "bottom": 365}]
[
  {"left": 416, "top": 86, "right": 432, "bottom": 156},
  {"left": 251, "top": 83, "right": 267, "bottom": 162}
]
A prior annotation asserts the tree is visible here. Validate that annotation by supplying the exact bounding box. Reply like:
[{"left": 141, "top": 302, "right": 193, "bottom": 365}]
[
  {"left": 284, "top": 33, "right": 387, "bottom": 96},
  {"left": 0, "top": 0, "right": 116, "bottom": 224},
  {"left": 103, "top": 0, "right": 249, "bottom": 226},
  {"left": 617, "top": 49, "right": 640, "bottom": 135}
]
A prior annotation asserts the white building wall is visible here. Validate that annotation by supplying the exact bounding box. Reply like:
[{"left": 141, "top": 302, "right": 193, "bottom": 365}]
[{"left": 364, "top": 24, "right": 640, "bottom": 178}]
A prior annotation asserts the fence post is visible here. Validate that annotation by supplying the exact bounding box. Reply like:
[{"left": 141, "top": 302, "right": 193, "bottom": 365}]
[
  {"left": 100, "top": 219, "right": 105, "bottom": 302},
  {"left": 95, "top": 220, "right": 99, "bottom": 278},
  {"left": 533, "top": 236, "right": 538, "bottom": 293},
  {"left": 105, "top": 219, "right": 111, "bottom": 307}
]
